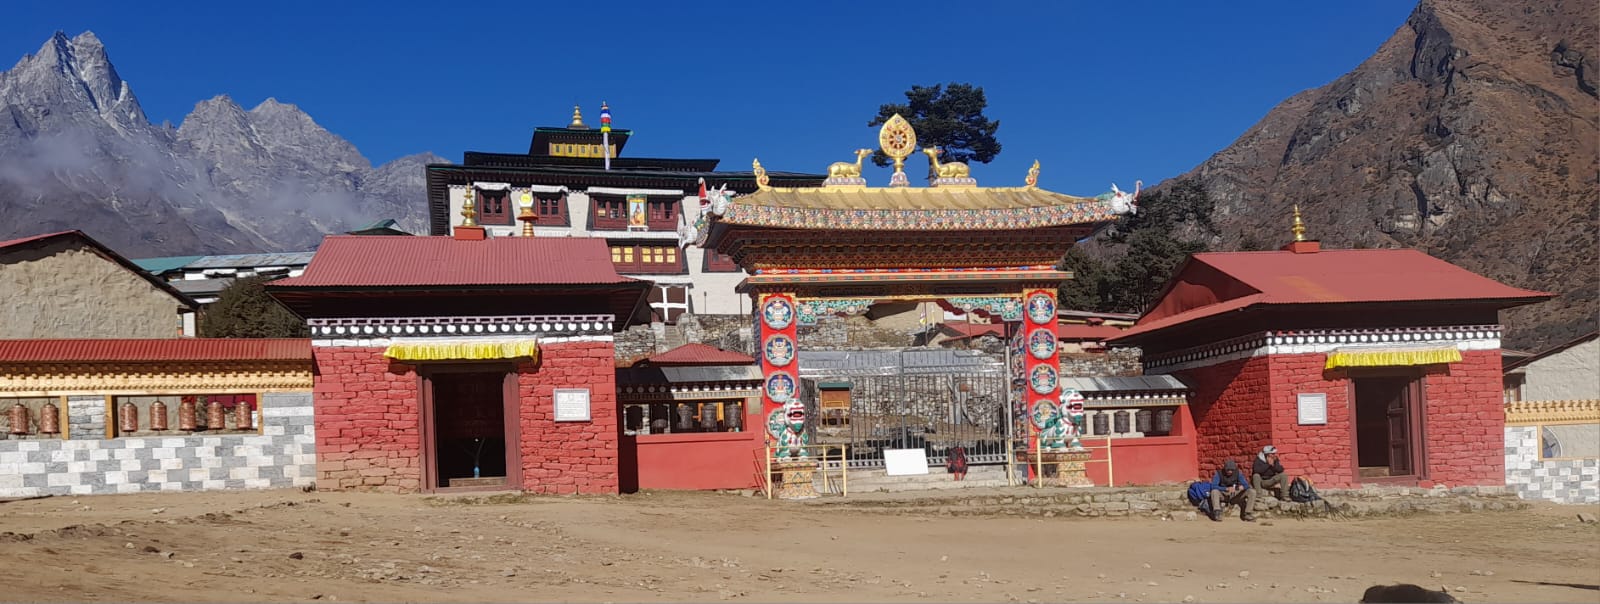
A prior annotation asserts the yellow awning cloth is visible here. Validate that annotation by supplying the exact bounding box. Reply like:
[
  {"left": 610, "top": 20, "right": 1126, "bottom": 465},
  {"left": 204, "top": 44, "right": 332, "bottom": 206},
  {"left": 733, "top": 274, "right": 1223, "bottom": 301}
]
[
  {"left": 382, "top": 340, "right": 540, "bottom": 362},
  {"left": 1324, "top": 346, "right": 1461, "bottom": 370}
]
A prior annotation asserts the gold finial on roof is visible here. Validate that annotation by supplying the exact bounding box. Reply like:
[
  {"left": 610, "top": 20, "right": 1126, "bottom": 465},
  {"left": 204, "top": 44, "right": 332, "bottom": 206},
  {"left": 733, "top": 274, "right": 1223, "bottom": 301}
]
[
  {"left": 753, "top": 158, "right": 770, "bottom": 190},
  {"left": 1291, "top": 205, "right": 1306, "bottom": 242},
  {"left": 569, "top": 105, "right": 588, "bottom": 129},
  {"left": 878, "top": 114, "right": 917, "bottom": 187},
  {"left": 461, "top": 187, "right": 479, "bottom": 228},
  {"left": 1025, "top": 160, "right": 1040, "bottom": 188},
  {"left": 517, "top": 190, "right": 537, "bottom": 237}
]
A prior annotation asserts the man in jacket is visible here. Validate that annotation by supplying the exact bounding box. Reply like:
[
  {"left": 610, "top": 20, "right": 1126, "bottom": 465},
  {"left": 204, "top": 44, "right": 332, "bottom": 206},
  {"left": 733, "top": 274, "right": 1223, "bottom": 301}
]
[
  {"left": 1253, "top": 445, "right": 1287, "bottom": 501},
  {"left": 1208, "top": 459, "right": 1256, "bottom": 522}
]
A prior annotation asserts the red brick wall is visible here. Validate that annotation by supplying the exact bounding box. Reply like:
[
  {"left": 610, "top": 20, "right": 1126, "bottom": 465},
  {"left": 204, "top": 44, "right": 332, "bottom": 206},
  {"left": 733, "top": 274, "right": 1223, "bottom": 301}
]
[
  {"left": 1421, "top": 349, "right": 1504, "bottom": 486},
  {"left": 1175, "top": 355, "right": 1272, "bottom": 478},
  {"left": 515, "top": 341, "right": 619, "bottom": 494},
  {"left": 311, "top": 346, "right": 422, "bottom": 493},
  {"left": 1268, "top": 353, "right": 1355, "bottom": 487}
]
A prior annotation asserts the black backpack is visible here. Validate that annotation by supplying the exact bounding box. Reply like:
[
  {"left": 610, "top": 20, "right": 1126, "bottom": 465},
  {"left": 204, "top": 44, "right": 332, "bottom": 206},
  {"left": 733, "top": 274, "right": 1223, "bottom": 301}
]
[{"left": 1288, "top": 476, "right": 1321, "bottom": 503}]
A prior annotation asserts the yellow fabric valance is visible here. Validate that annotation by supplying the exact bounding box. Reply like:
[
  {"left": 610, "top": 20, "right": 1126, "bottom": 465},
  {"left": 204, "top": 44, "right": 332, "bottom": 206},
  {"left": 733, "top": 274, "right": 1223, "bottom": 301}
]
[
  {"left": 383, "top": 341, "right": 540, "bottom": 362},
  {"left": 1324, "top": 347, "right": 1461, "bottom": 370}
]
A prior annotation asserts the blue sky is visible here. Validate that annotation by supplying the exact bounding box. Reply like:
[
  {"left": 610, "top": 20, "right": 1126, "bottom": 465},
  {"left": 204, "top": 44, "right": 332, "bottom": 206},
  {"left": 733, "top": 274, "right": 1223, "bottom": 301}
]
[{"left": 2, "top": 1, "right": 1416, "bottom": 196}]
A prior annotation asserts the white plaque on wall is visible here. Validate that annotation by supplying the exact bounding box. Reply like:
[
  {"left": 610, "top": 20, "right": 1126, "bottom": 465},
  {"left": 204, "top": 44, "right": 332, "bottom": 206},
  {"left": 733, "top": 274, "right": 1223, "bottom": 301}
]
[
  {"left": 553, "top": 388, "right": 592, "bottom": 422},
  {"left": 1297, "top": 393, "right": 1328, "bottom": 425},
  {"left": 884, "top": 449, "right": 930, "bottom": 476}
]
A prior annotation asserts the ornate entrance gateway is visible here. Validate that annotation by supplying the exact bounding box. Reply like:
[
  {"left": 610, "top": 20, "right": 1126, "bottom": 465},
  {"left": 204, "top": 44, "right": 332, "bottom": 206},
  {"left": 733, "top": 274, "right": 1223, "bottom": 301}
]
[{"left": 688, "top": 115, "right": 1138, "bottom": 484}]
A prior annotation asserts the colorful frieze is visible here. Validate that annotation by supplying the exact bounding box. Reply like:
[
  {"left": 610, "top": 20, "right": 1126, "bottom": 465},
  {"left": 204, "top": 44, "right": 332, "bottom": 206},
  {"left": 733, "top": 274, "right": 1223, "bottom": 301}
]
[
  {"left": 944, "top": 296, "right": 1024, "bottom": 322},
  {"left": 796, "top": 298, "right": 875, "bottom": 325},
  {"left": 717, "top": 198, "right": 1122, "bottom": 231}
]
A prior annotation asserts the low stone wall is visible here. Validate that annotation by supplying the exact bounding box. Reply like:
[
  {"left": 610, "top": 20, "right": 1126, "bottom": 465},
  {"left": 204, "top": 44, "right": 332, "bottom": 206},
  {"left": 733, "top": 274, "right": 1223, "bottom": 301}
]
[
  {"left": 1505, "top": 425, "right": 1599, "bottom": 504},
  {"left": 0, "top": 392, "right": 315, "bottom": 497},
  {"left": 1061, "top": 348, "right": 1143, "bottom": 377},
  {"left": 810, "top": 484, "right": 1530, "bottom": 519}
]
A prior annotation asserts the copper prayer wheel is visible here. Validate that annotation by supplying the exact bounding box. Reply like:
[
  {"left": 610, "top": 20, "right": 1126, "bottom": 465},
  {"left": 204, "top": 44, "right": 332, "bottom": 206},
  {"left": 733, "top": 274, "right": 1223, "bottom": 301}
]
[
  {"left": 725, "top": 402, "right": 743, "bottom": 432},
  {"left": 207, "top": 400, "right": 226, "bottom": 431},
  {"left": 234, "top": 401, "right": 253, "bottom": 431},
  {"left": 8, "top": 402, "right": 29, "bottom": 435},
  {"left": 178, "top": 398, "right": 197, "bottom": 430},
  {"left": 149, "top": 401, "right": 169, "bottom": 431},
  {"left": 120, "top": 401, "right": 139, "bottom": 433},
  {"left": 39, "top": 401, "right": 60, "bottom": 435}
]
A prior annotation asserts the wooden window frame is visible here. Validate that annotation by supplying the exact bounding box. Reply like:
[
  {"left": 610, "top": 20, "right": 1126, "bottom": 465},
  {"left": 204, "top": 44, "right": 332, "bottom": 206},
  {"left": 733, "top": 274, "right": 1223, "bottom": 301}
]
[
  {"left": 591, "top": 195, "right": 628, "bottom": 230},
  {"left": 534, "top": 194, "right": 570, "bottom": 226},
  {"left": 476, "top": 189, "right": 514, "bottom": 226},
  {"left": 611, "top": 243, "right": 685, "bottom": 275}
]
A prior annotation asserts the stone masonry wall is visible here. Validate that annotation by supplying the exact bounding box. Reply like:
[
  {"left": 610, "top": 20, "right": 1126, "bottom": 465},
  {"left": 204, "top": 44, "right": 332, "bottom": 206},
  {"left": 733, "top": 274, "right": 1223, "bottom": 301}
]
[
  {"left": 311, "top": 346, "right": 423, "bottom": 492},
  {"left": 1060, "top": 348, "right": 1143, "bottom": 377},
  {"left": 1269, "top": 353, "right": 1356, "bottom": 487},
  {"left": 0, "top": 392, "right": 314, "bottom": 497},
  {"left": 515, "top": 340, "right": 620, "bottom": 494},
  {"left": 1174, "top": 355, "right": 1273, "bottom": 479},
  {"left": 1505, "top": 425, "right": 1600, "bottom": 503},
  {"left": 1421, "top": 349, "right": 1506, "bottom": 486}
]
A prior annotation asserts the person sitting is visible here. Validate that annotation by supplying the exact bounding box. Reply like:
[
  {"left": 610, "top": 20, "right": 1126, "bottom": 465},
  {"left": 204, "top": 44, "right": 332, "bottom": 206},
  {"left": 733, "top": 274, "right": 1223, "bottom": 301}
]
[
  {"left": 946, "top": 445, "right": 969, "bottom": 481},
  {"left": 1253, "top": 445, "right": 1287, "bottom": 501},
  {"left": 1209, "top": 459, "right": 1256, "bottom": 522}
]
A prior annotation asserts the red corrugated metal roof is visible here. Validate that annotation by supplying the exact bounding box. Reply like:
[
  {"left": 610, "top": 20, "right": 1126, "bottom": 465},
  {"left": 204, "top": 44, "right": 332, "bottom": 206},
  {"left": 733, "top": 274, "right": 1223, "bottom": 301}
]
[
  {"left": 1113, "top": 248, "right": 1551, "bottom": 342},
  {"left": 271, "top": 235, "right": 638, "bottom": 288},
  {"left": 0, "top": 339, "right": 312, "bottom": 362},
  {"left": 645, "top": 343, "right": 755, "bottom": 366},
  {"left": 1057, "top": 325, "right": 1126, "bottom": 340},
  {"left": 0, "top": 230, "right": 78, "bottom": 250}
]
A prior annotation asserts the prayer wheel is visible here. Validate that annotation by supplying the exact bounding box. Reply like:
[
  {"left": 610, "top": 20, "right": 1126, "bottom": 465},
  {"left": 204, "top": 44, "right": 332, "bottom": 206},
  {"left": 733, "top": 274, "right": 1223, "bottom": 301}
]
[
  {"left": 178, "top": 398, "right": 198, "bottom": 431},
  {"left": 39, "top": 401, "right": 60, "bottom": 435},
  {"left": 207, "top": 400, "right": 226, "bottom": 430},
  {"left": 699, "top": 403, "right": 719, "bottom": 432},
  {"left": 1092, "top": 411, "right": 1110, "bottom": 436},
  {"left": 1154, "top": 409, "right": 1175, "bottom": 436},
  {"left": 234, "top": 401, "right": 253, "bottom": 431},
  {"left": 1113, "top": 410, "right": 1131, "bottom": 434},
  {"left": 725, "top": 402, "right": 743, "bottom": 432},
  {"left": 8, "top": 402, "right": 29, "bottom": 435},
  {"left": 120, "top": 401, "right": 139, "bottom": 433},
  {"left": 675, "top": 404, "right": 696, "bottom": 432},
  {"left": 149, "top": 401, "right": 168, "bottom": 431},
  {"left": 1135, "top": 409, "right": 1153, "bottom": 434}
]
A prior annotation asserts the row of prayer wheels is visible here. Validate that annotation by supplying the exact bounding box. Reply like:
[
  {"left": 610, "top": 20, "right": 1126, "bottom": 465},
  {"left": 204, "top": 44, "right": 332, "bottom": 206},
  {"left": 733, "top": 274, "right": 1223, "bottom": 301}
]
[
  {"left": 8, "top": 401, "right": 60, "bottom": 435},
  {"left": 118, "top": 399, "right": 253, "bottom": 433}
]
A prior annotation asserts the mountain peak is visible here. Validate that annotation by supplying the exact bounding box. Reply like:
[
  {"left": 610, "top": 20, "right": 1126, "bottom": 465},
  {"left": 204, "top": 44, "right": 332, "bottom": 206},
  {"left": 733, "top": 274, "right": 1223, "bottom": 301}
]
[{"left": 7, "top": 30, "right": 146, "bottom": 132}]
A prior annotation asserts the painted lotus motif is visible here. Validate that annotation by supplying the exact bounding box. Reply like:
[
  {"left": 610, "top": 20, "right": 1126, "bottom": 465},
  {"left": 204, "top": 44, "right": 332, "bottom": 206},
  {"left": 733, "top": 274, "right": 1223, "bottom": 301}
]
[
  {"left": 762, "top": 297, "right": 795, "bottom": 330},
  {"left": 764, "top": 335, "right": 796, "bottom": 367},
  {"left": 765, "top": 372, "right": 797, "bottom": 402},
  {"left": 1026, "top": 293, "right": 1056, "bottom": 325},
  {"left": 1029, "top": 364, "right": 1058, "bottom": 395},
  {"left": 1028, "top": 328, "right": 1057, "bottom": 360}
]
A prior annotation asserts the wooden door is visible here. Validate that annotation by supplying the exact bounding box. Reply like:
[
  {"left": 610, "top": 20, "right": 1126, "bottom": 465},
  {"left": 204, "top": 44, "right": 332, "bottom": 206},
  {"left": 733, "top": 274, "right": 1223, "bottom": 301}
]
[{"left": 1385, "top": 382, "right": 1412, "bottom": 476}]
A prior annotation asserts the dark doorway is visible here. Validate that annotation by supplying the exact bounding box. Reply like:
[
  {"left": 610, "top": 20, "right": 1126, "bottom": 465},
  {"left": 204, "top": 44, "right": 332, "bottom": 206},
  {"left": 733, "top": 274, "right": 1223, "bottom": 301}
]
[
  {"left": 427, "top": 370, "right": 513, "bottom": 489},
  {"left": 1353, "top": 375, "right": 1417, "bottom": 478}
]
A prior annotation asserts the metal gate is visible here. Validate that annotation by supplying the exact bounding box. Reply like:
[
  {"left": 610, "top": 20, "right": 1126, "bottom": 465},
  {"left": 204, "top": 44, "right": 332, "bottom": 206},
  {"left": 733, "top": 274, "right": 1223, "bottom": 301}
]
[{"left": 800, "top": 349, "right": 1012, "bottom": 469}]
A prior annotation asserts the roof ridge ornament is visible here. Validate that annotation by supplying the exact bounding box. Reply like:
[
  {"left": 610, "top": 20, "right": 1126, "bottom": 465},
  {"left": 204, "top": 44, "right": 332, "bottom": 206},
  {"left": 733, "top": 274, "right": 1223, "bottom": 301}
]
[
  {"left": 461, "top": 187, "right": 479, "bottom": 227},
  {"left": 822, "top": 148, "right": 871, "bottom": 188},
  {"left": 878, "top": 114, "right": 917, "bottom": 187},
  {"left": 569, "top": 105, "right": 588, "bottom": 129},
  {"left": 1292, "top": 204, "right": 1307, "bottom": 242},
  {"left": 1025, "top": 160, "right": 1040, "bottom": 188},
  {"left": 752, "top": 158, "right": 770, "bottom": 190},
  {"left": 924, "top": 147, "right": 976, "bottom": 187}
]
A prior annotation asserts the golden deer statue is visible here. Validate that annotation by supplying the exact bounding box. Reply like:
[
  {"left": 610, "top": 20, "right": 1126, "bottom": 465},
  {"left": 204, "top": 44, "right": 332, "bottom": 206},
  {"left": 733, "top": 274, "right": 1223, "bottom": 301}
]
[
  {"left": 923, "top": 147, "right": 971, "bottom": 180},
  {"left": 828, "top": 148, "right": 872, "bottom": 180}
]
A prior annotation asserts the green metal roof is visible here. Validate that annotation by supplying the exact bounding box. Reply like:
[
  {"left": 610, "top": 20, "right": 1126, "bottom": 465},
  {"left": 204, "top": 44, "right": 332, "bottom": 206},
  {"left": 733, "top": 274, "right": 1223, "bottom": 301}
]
[{"left": 131, "top": 255, "right": 204, "bottom": 275}]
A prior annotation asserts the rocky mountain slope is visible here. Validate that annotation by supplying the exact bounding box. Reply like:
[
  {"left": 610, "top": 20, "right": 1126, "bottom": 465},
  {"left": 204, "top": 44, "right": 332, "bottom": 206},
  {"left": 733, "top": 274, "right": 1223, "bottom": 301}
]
[
  {"left": 1169, "top": 0, "right": 1597, "bottom": 351},
  {"left": 0, "top": 31, "right": 438, "bottom": 257}
]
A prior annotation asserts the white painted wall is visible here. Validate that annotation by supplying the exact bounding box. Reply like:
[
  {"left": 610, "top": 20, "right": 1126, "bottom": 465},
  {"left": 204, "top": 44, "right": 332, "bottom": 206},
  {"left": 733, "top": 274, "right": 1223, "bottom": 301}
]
[{"left": 1514, "top": 338, "right": 1599, "bottom": 401}]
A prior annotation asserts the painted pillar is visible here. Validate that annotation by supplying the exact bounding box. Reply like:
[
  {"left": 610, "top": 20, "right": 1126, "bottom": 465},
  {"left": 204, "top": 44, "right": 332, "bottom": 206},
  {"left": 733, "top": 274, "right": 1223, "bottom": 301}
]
[
  {"left": 754, "top": 292, "right": 801, "bottom": 457},
  {"left": 1020, "top": 288, "right": 1062, "bottom": 467}
]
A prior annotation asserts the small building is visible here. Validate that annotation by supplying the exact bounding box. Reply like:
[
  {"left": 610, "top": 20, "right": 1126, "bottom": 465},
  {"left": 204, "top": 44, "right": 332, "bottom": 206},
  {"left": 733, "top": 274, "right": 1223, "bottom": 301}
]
[
  {"left": 616, "top": 343, "right": 762, "bottom": 492},
  {"left": 135, "top": 251, "right": 316, "bottom": 305},
  {"left": 0, "top": 230, "right": 198, "bottom": 338},
  {"left": 1500, "top": 332, "right": 1598, "bottom": 504},
  {"left": 1503, "top": 332, "right": 1598, "bottom": 403},
  {"left": 1110, "top": 228, "right": 1550, "bottom": 488},
  {"left": 268, "top": 232, "right": 651, "bottom": 494},
  {"left": 425, "top": 105, "right": 825, "bottom": 319}
]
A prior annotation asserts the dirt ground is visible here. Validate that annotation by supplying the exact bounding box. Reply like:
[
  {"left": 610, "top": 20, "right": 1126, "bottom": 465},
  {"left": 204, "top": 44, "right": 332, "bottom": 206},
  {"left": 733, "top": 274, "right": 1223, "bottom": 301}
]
[{"left": 0, "top": 488, "right": 1596, "bottom": 603}]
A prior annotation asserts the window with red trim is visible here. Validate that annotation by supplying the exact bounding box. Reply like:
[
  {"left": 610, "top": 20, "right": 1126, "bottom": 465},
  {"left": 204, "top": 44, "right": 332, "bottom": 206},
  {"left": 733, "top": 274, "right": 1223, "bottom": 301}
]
[
  {"left": 533, "top": 194, "right": 568, "bottom": 226},
  {"left": 476, "top": 189, "right": 512, "bottom": 225},
  {"left": 610, "top": 243, "right": 685, "bottom": 274},
  {"left": 592, "top": 195, "right": 627, "bottom": 229},
  {"left": 647, "top": 199, "right": 676, "bottom": 229}
]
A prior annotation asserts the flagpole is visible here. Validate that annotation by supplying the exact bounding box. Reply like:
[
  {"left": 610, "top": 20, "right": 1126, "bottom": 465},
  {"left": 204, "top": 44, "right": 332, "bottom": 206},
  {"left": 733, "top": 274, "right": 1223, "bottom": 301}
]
[{"left": 600, "top": 101, "right": 612, "bottom": 171}]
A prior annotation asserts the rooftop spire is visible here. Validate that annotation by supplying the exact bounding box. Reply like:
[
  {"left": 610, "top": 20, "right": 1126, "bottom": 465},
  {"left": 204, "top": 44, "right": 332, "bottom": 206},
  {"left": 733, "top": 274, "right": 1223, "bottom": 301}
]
[
  {"left": 1291, "top": 205, "right": 1306, "bottom": 242},
  {"left": 569, "top": 105, "right": 588, "bottom": 129}
]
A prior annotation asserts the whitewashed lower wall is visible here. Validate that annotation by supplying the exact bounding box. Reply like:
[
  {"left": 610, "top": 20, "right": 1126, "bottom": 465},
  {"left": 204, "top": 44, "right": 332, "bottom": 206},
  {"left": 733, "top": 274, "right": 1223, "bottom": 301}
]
[{"left": 1504, "top": 425, "right": 1600, "bottom": 504}]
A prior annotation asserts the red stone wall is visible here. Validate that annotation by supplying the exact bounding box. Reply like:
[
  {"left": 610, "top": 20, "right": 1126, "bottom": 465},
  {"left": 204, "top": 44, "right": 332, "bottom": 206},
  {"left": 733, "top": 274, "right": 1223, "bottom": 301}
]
[
  {"left": 311, "top": 346, "right": 422, "bottom": 493},
  {"left": 515, "top": 341, "right": 619, "bottom": 494},
  {"left": 1267, "top": 353, "right": 1355, "bottom": 487},
  {"left": 1420, "top": 349, "right": 1504, "bottom": 486},
  {"left": 1175, "top": 355, "right": 1273, "bottom": 478}
]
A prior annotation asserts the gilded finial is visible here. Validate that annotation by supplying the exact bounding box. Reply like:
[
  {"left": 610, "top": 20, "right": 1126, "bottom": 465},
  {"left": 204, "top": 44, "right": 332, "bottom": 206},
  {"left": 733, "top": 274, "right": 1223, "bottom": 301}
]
[
  {"left": 517, "top": 190, "right": 537, "bottom": 237},
  {"left": 569, "top": 105, "right": 587, "bottom": 129},
  {"left": 752, "top": 158, "right": 770, "bottom": 190},
  {"left": 1025, "top": 160, "right": 1040, "bottom": 188},
  {"left": 1291, "top": 205, "right": 1306, "bottom": 242},
  {"left": 460, "top": 187, "right": 478, "bottom": 228},
  {"left": 877, "top": 114, "right": 917, "bottom": 187}
]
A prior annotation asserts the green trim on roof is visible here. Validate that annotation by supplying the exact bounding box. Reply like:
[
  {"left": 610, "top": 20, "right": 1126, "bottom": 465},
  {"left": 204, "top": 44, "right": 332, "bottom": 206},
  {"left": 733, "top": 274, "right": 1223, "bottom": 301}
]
[{"left": 130, "top": 255, "right": 204, "bottom": 274}]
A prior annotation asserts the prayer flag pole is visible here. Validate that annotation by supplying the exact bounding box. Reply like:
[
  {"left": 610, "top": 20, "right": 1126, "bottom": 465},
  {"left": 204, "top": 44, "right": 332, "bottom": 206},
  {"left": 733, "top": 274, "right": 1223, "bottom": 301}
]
[{"left": 600, "top": 101, "right": 612, "bottom": 171}]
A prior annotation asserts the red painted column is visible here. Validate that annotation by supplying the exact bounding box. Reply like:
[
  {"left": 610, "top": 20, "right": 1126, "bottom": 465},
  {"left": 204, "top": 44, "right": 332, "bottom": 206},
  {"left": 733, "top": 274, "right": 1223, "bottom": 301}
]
[
  {"left": 755, "top": 292, "right": 800, "bottom": 456},
  {"left": 1021, "top": 288, "right": 1062, "bottom": 465}
]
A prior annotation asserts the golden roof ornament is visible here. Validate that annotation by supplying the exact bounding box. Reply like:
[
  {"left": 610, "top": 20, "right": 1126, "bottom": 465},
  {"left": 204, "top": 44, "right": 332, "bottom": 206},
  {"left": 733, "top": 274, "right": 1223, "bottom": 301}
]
[
  {"left": 878, "top": 114, "right": 917, "bottom": 187},
  {"left": 923, "top": 147, "right": 974, "bottom": 187},
  {"left": 823, "top": 149, "right": 872, "bottom": 188},
  {"left": 569, "top": 105, "right": 588, "bottom": 129},
  {"left": 1291, "top": 205, "right": 1307, "bottom": 242},
  {"left": 517, "top": 190, "right": 537, "bottom": 237},
  {"left": 460, "top": 187, "right": 478, "bottom": 228},
  {"left": 752, "top": 158, "right": 770, "bottom": 190},
  {"left": 1025, "top": 160, "right": 1041, "bottom": 188}
]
